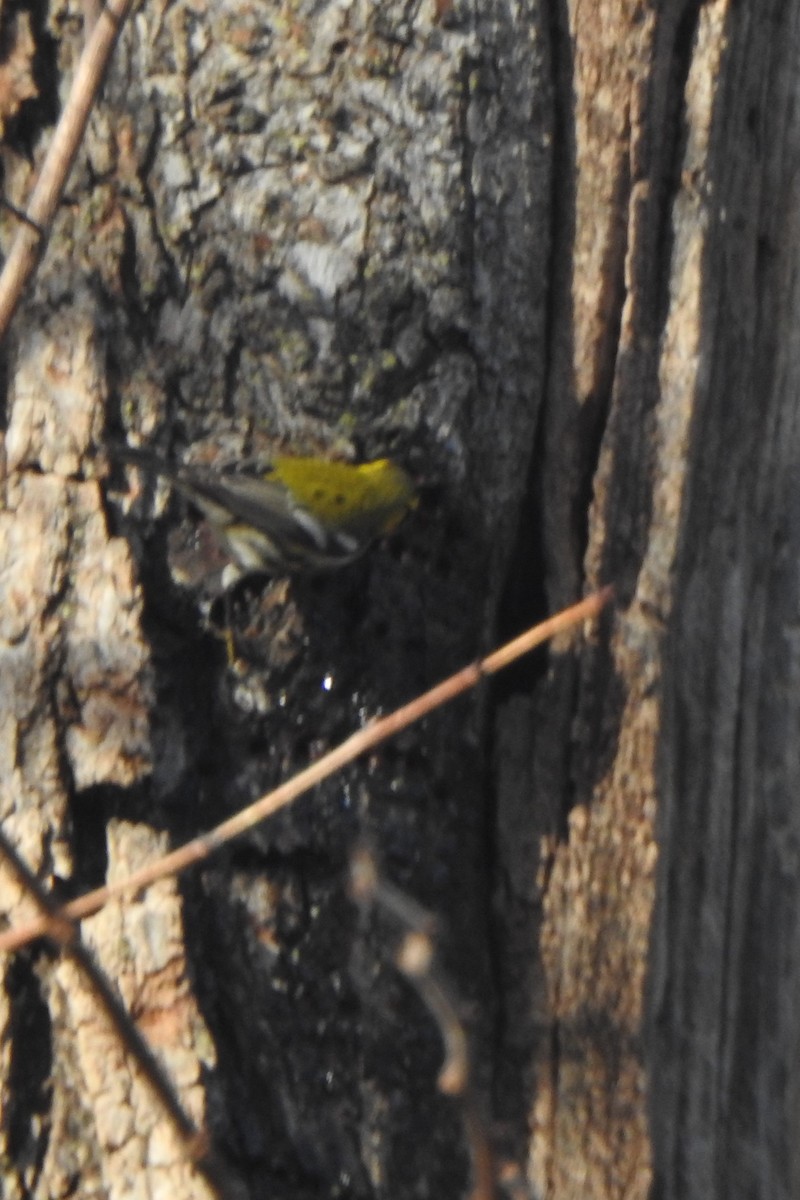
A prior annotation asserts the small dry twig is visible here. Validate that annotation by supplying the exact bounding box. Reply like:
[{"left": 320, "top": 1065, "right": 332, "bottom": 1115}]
[
  {"left": 0, "top": 0, "right": 137, "bottom": 338},
  {"left": 0, "top": 588, "right": 613, "bottom": 953},
  {"left": 349, "top": 842, "right": 496, "bottom": 1200}
]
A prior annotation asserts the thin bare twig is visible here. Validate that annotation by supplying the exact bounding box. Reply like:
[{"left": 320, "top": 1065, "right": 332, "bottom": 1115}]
[
  {"left": 0, "top": 0, "right": 137, "bottom": 338},
  {"left": 0, "top": 587, "right": 613, "bottom": 953},
  {"left": 0, "top": 828, "right": 241, "bottom": 1200},
  {"left": 349, "top": 843, "right": 496, "bottom": 1200}
]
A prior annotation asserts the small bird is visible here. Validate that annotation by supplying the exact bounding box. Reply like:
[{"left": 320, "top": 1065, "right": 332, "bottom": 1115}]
[{"left": 111, "top": 444, "right": 417, "bottom": 578}]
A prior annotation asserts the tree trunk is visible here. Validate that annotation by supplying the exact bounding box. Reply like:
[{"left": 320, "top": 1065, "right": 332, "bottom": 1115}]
[{"left": 0, "top": 1, "right": 797, "bottom": 1198}]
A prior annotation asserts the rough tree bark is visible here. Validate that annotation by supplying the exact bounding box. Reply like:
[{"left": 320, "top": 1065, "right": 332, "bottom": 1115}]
[{"left": 0, "top": 1, "right": 797, "bottom": 1199}]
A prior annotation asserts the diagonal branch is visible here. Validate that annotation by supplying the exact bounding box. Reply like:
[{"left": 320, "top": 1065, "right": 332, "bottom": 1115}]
[
  {"left": 0, "top": 587, "right": 613, "bottom": 953},
  {"left": 0, "top": 0, "right": 137, "bottom": 338},
  {"left": 0, "top": 827, "right": 242, "bottom": 1199}
]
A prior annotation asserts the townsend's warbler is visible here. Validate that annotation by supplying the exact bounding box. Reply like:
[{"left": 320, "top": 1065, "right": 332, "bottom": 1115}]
[{"left": 112, "top": 445, "right": 417, "bottom": 578}]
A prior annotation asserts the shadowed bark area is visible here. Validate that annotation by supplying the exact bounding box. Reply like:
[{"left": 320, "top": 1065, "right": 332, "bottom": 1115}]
[
  {"left": 1, "top": 1, "right": 550, "bottom": 1197},
  {"left": 1, "top": 0, "right": 799, "bottom": 1198}
]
